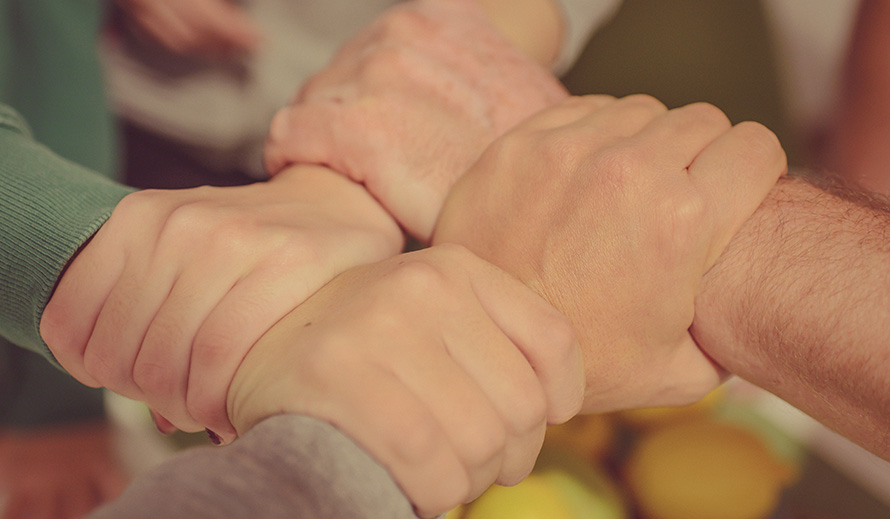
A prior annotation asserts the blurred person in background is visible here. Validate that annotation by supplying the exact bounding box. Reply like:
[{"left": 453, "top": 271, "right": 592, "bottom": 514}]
[{"left": 102, "top": 0, "right": 620, "bottom": 190}]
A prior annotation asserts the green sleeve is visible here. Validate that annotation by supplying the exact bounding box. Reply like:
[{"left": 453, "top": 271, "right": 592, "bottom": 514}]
[{"left": 0, "top": 105, "right": 136, "bottom": 364}]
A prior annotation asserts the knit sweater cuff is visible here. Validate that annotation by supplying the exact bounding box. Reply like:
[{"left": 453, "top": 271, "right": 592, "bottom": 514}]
[{"left": 0, "top": 106, "right": 135, "bottom": 365}]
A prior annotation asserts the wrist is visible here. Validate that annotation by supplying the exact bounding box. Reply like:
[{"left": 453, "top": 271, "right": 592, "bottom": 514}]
[
  {"left": 473, "top": 0, "right": 563, "bottom": 67},
  {"left": 271, "top": 164, "right": 405, "bottom": 252}
]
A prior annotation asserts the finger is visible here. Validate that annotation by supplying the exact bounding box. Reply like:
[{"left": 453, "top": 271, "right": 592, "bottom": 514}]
[
  {"left": 150, "top": 409, "right": 178, "bottom": 436},
  {"left": 653, "top": 333, "right": 725, "bottom": 407},
  {"left": 263, "top": 103, "right": 347, "bottom": 176},
  {"left": 687, "top": 120, "right": 787, "bottom": 267},
  {"left": 440, "top": 311, "right": 548, "bottom": 487},
  {"left": 321, "top": 366, "right": 469, "bottom": 518},
  {"left": 458, "top": 246, "right": 584, "bottom": 424},
  {"left": 630, "top": 102, "right": 732, "bottom": 169},
  {"left": 393, "top": 336, "right": 508, "bottom": 502},
  {"left": 138, "top": 6, "right": 198, "bottom": 53},
  {"left": 83, "top": 258, "right": 177, "bottom": 400},
  {"left": 194, "top": 0, "right": 261, "bottom": 54},
  {"left": 41, "top": 235, "right": 126, "bottom": 387},
  {"left": 186, "top": 267, "right": 321, "bottom": 442},
  {"left": 134, "top": 260, "right": 239, "bottom": 432}
]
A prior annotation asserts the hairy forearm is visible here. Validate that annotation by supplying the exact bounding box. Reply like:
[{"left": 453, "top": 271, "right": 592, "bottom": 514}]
[
  {"left": 693, "top": 172, "right": 890, "bottom": 459},
  {"left": 473, "top": 0, "right": 563, "bottom": 66}
]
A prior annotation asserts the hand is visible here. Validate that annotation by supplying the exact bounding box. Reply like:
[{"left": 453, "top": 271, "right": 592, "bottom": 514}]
[
  {"left": 0, "top": 422, "right": 127, "bottom": 519},
  {"left": 227, "top": 245, "right": 584, "bottom": 517},
  {"left": 41, "top": 165, "right": 403, "bottom": 443},
  {"left": 434, "top": 95, "right": 787, "bottom": 411},
  {"left": 263, "top": 0, "right": 568, "bottom": 241},
  {"left": 112, "top": 0, "right": 260, "bottom": 58}
]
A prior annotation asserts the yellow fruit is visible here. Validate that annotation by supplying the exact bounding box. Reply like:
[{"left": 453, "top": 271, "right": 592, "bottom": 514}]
[
  {"left": 544, "top": 413, "right": 615, "bottom": 462},
  {"left": 618, "top": 386, "right": 725, "bottom": 429},
  {"left": 463, "top": 473, "right": 576, "bottom": 519},
  {"left": 444, "top": 505, "right": 464, "bottom": 519},
  {"left": 625, "top": 419, "right": 797, "bottom": 519},
  {"left": 540, "top": 468, "right": 627, "bottom": 519}
]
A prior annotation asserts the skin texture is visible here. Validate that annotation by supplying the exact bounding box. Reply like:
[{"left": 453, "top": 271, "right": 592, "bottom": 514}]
[
  {"left": 693, "top": 172, "right": 890, "bottom": 461},
  {"left": 227, "top": 244, "right": 584, "bottom": 518},
  {"left": 111, "top": 0, "right": 260, "bottom": 58},
  {"left": 41, "top": 165, "right": 402, "bottom": 444},
  {"left": 262, "top": 0, "right": 568, "bottom": 241},
  {"left": 433, "top": 95, "right": 787, "bottom": 412},
  {"left": 0, "top": 421, "right": 127, "bottom": 519},
  {"left": 824, "top": 0, "right": 890, "bottom": 196}
]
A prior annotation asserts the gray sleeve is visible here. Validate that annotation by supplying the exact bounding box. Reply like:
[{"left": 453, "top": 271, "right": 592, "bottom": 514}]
[
  {"left": 89, "top": 415, "right": 426, "bottom": 519},
  {"left": 552, "top": 0, "right": 623, "bottom": 74}
]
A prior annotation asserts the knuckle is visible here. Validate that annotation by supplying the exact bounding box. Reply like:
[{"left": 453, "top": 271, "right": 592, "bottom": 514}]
[
  {"left": 684, "top": 102, "right": 731, "bottom": 128},
  {"left": 733, "top": 120, "right": 785, "bottom": 164},
  {"left": 389, "top": 256, "right": 452, "bottom": 298},
  {"left": 377, "top": 8, "right": 429, "bottom": 41},
  {"left": 162, "top": 198, "right": 218, "bottom": 240},
  {"left": 620, "top": 93, "right": 668, "bottom": 114},
  {"left": 132, "top": 360, "right": 175, "bottom": 399},
  {"left": 112, "top": 189, "right": 161, "bottom": 220}
]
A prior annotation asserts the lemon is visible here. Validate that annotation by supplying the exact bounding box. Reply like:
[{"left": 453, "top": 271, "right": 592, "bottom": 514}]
[
  {"left": 625, "top": 419, "right": 797, "bottom": 519},
  {"left": 463, "top": 473, "right": 576, "bottom": 519},
  {"left": 544, "top": 413, "right": 615, "bottom": 462},
  {"left": 618, "top": 386, "right": 725, "bottom": 429}
]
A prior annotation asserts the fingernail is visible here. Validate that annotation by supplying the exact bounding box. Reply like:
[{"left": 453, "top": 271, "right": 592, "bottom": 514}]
[{"left": 206, "top": 428, "right": 222, "bottom": 446}]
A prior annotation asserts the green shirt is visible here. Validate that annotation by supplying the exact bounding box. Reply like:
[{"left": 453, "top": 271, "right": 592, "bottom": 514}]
[{"left": 0, "top": 0, "right": 133, "bottom": 425}]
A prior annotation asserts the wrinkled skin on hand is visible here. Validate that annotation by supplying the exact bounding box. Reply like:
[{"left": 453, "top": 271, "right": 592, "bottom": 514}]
[
  {"left": 41, "top": 166, "right": 402, "bottom": 444},
  {"left": 434, "top": 95, "right": 787, "bottom": 412},
  {"left": 227, "top": 245, "right": 584, "bottom": 518},
  {"left": 263, "top": 0, "right": 568, "bottom": 241},
  {"left": 0, "top": 422, "right": 128, "bottom": 519},
  {"left": 112, "top": 0, "right": 260, "bottom": 58}
]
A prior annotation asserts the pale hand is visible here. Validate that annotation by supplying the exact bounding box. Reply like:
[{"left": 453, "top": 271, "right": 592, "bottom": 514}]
[
  {"left": 113, "top": 0, "right": 260, "bottom": 58},
  {"left": 227, "top": 245, "right": 584, "bottom": 518},
  {"left": 41, "top": 166, "right": 403, "bottom": 443},
  {"left": 434, "top": 95, "right": 787, "bottom": 411},
  {"left": 262, "top": 0, "right": 568, "bottom": 241}
]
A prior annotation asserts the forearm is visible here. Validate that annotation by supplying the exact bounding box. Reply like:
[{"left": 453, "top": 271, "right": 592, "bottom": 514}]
[
  {"left": 473, "top": 0, "right": 621, "bottom": 72},
  {"left": 269, "top": 163, "right": 405, "bottom": 253},
  {"left": 693, "top": 172, "right": 890, "bottom": 459},
  {"left": 473, "top": 0, "right": 563, "bottom": 66}
]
